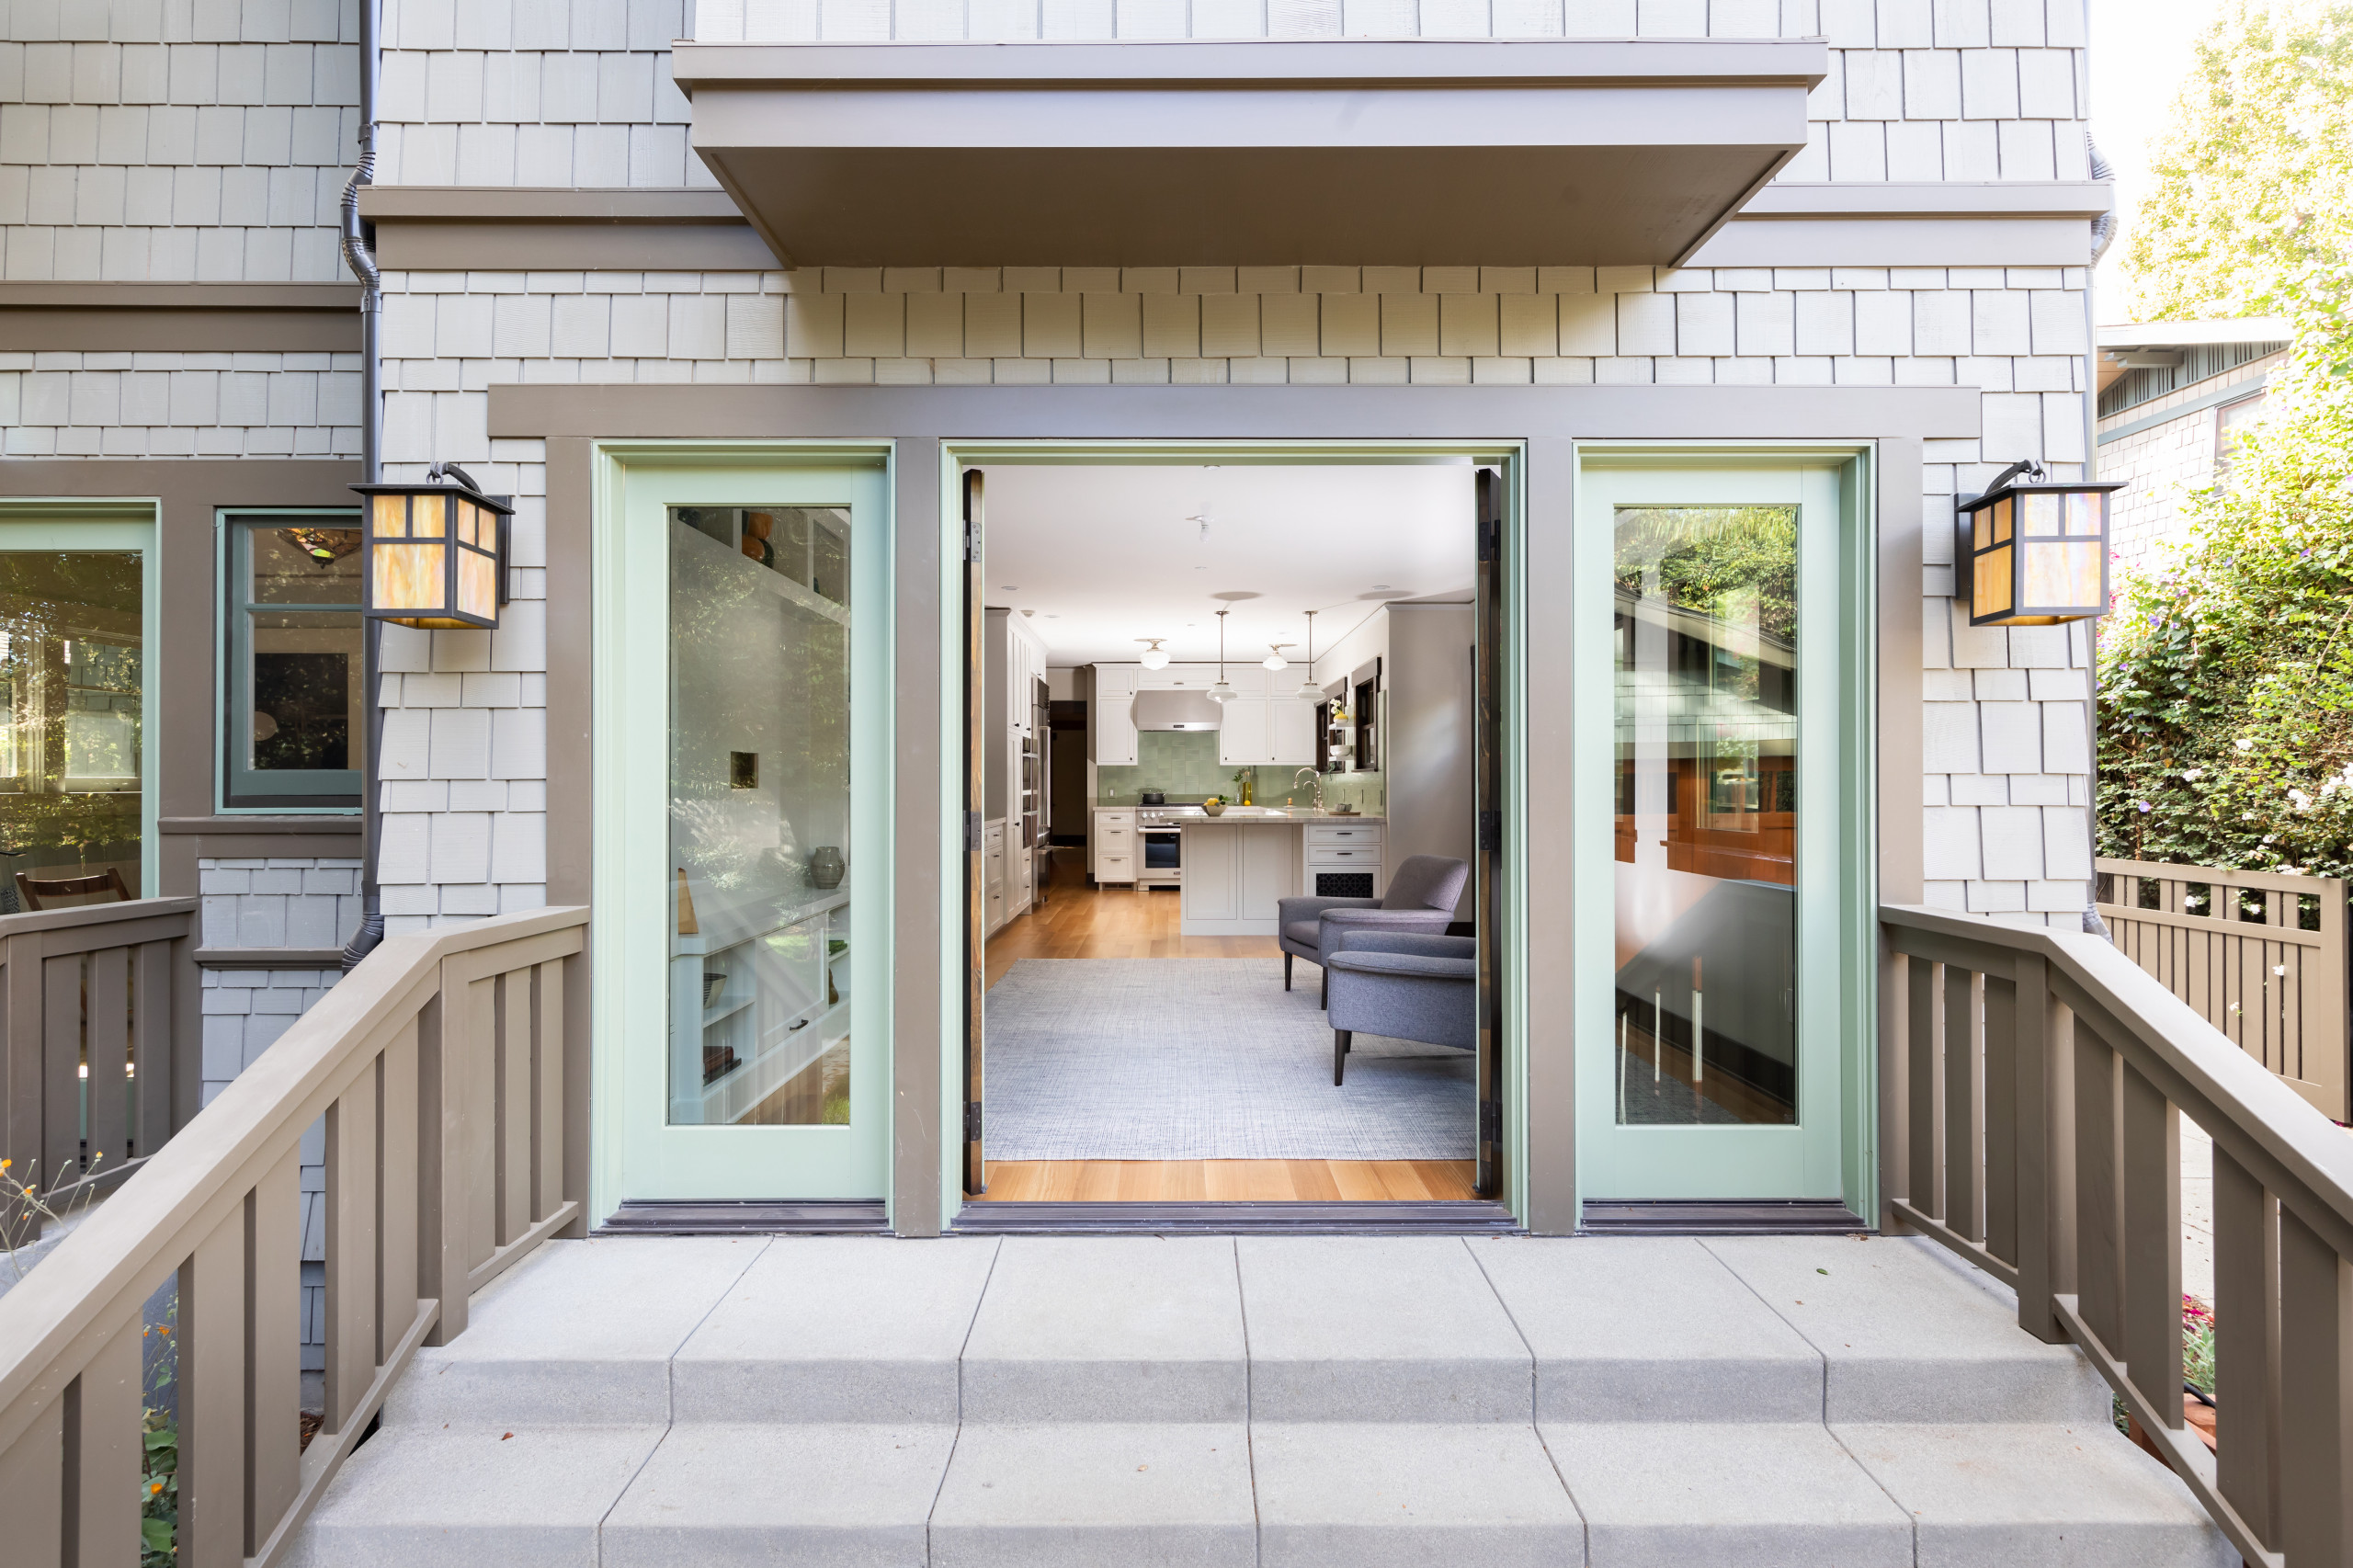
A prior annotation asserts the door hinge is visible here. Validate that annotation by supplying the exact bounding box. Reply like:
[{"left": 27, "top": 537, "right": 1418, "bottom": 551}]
[
  {"left": 964, "top": 1102, "right": 983, "bottom": 1142},
  {"left": 965, "top": 525, "right": 983, "bottom": 563},
  {"left": 966, "top": 811, "right": 983, "bottom": 852},
  {"left": 1478, "top": 1099, "right": 1501, "bottom": 1142},
  {"left": 1478, "top": 810, "right": 1502, "bottom": 852}
]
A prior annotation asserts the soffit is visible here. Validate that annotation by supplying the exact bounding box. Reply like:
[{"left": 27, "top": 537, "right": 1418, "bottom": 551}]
[{"left": 668, "top": 39, "right": 1828, "bottom": 268}]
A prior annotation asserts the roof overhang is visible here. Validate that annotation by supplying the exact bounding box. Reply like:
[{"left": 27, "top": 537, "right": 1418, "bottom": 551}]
[{"left": 668, "top": 39, "right": 1828, "bottom": 268}]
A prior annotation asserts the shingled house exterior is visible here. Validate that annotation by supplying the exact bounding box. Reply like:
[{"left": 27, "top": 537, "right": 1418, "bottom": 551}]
[{"left": 0, "top": 0, "right": 2122, "bottom": 1235}]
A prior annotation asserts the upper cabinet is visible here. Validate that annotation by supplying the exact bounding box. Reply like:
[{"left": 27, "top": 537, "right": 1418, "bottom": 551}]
[{"left": 1092, "top": 662, "right": 1138, "bottom": 766}]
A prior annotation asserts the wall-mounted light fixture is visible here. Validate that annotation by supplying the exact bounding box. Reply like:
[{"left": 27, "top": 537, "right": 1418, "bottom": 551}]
[
  {"left": 350, "top": 461, "right": 515, "bottom": 630},
  {"left": 1956, "top": 460, "right": 2123, "bottom": 627}
]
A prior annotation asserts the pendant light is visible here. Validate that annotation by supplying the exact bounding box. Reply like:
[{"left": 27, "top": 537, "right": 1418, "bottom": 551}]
[
  {"left": 1292, "top": 610, "right": 1321, "bottom": 700},
  {"left": 1208, "top": 610, "right": 1235, "bottom": 704},
  {"left": 1261, "top": 643, "right": 1290, "bottom": 672},
  {"left": 1137, "top": 637, "right": 1170, "bottom": 670}
]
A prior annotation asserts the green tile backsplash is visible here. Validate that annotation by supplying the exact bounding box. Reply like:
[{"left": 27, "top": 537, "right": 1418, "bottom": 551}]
[{"left": 1096, "top": 730, "right": 1384, "bottom": 813}]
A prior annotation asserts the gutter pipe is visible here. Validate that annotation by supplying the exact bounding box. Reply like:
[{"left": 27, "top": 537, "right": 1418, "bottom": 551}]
[
  {"left": 339, "top": 0, "right": 384, "bottom": 970},
  {"left": 2082, "top": 131, "right": 2118, "bottom": 938}
]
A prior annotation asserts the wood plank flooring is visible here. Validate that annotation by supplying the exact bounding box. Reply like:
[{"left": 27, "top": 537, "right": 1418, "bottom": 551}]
[{"left": 976, "top": 853, "right": 1477, "bottom": 1204}]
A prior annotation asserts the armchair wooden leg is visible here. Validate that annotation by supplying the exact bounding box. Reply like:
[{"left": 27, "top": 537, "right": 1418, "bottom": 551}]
[
  {"left": 1284, "top": 952, "right": 1292, "bottom": 991},
  {"left": 1320, "top": 968, "right": 1328, "bottom": 1009},
  {"left": 1334, "top": 1029, "right": 1351, "bottom": 1085}
]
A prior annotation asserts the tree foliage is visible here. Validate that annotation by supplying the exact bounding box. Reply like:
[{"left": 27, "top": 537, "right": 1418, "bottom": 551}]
[
  {"left": 2122, "top": 0, "right": 2353, "bottom": 322},
  {"left": 2097, "top": 265, "right": 2353, "bottom": 877},
  {"left": 2099, "top": 2, "right": 2353, "bottom": 878}
]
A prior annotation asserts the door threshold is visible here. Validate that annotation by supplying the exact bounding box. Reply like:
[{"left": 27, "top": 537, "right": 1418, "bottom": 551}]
[
  {"left": 596, "top": 1199, "right": 890, "bottom": 1236},
  {"left": 952, "top": 1199, "right": 1521, "bottom": 1235},
  {"left": 1579, "top": 1199, "right": 1869, "bottom": 1235}
]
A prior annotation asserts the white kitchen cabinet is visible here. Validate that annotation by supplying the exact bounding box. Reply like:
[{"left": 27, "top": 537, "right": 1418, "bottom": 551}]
[
  {"left": 1179, "top": 821, "right": 1302, "bottom": 936},
  {"left": 1217, "top": 698, "right": 1268, "bottom": 766},
  {"left": 984, "top": 820, "right": 1008, "bottom": 935},
  {"left": 1092, "top": 663, "right": 1138, "bottom": 766},
  {"left": 1267, "top": 697, "right": 1316, "bottom": 766}
]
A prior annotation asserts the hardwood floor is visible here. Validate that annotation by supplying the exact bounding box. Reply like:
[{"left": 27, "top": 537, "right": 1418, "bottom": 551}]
[{"left": 976, "top": 854, "right": 1479, "bottom": 1204}]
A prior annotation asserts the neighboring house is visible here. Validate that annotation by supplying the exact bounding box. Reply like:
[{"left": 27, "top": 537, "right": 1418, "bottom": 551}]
[
  {"left": 0, "top": 0, "right": 2124, "bottom": 1239},
  {"left": 2096, "top": 316, "right": 2291, "bottom": 570}
]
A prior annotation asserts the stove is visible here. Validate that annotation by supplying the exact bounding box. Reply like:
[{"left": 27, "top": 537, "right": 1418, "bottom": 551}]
[{"left": 1135, "top": 806, "right": 1195, "bottom": 887}]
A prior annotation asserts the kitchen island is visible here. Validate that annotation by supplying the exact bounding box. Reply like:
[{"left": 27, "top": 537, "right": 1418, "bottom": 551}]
[{"left": 1176, "top": 810, "right": 1387, "bottom": 937}]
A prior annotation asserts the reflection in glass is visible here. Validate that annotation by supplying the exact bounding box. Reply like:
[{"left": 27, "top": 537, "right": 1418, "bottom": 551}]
[
  {"left": 1612, "top": 506, "right": 1799, "bottom": 1126},
  {"left": 0, "top": 551, "right": 143, "bottom": 904},
  {"left": 669, "top": 506, "right": 854, "bottom": 1126},
  {"left": 235, "top": 522, "right": 362, "bottom": 797}
]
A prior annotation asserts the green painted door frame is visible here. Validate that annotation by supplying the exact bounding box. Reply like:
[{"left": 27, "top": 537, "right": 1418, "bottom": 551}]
[
  {"left": 587, "top": 444, "right": 896, "bottom": 1221},
  {"left": 1572, "top": 447, "right": 1878, "bottom": 1212},
  {"left": 0, "top": 501, "right": 165, "bottom": 900}
]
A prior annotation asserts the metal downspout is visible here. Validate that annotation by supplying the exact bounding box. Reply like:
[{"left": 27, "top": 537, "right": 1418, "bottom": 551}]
[
  {"left": 2082, "top": 132, "right": 2118, "bottom": 937},
  {"left": 339, "top": 0, "right": 383, "bottom": 970}
]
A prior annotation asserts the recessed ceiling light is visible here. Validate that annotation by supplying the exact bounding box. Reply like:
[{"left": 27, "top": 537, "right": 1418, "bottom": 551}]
[
  {"left": 1371, "top": 584, "right": 1391, "bottom": 591},
  {"left": 1002, "top": 585, "right": 1019, "bottom": 591}
]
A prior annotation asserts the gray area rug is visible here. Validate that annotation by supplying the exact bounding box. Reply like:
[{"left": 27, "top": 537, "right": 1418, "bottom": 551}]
[{"left": 983, "top": 958, "right": 1473, "bottom": 1161}]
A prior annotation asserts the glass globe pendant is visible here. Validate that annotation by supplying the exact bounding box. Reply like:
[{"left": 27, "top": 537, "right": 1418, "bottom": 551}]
[{"left": 1137, "top": 637, "right": 1170, "bottom": 670}]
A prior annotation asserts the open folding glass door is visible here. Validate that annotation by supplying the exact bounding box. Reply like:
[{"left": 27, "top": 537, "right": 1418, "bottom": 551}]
[
  {"left": 961, "top": 468, "right": 987, "bottom": 1194},
  {"left": 1473, "top": 468, "right": 1506, "bottom": 1199}
]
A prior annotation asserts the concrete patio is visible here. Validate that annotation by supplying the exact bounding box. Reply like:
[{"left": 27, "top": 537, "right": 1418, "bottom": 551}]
[{"left": 293, "top": 1232, "right": 2232, "bottom": 1567}]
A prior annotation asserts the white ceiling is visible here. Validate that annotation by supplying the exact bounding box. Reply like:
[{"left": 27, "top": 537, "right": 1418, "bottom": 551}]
[{"left": 981, "top": 463, "right": 1477, "bottom": 667}]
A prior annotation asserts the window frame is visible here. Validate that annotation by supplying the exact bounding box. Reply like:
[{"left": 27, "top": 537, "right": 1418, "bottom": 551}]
[{"left": 219, "top": 507, "right": 364, "bottom": 812}]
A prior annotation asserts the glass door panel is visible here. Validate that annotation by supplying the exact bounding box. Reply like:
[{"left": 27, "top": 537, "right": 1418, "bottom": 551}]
[
  {"left": 1576, "top": 461, "right": 1855, "bottom": 1202},
  {"left": 600, "top": 461, "right": 890, "bottom": 1211},
  {"left": 0, "top": 535, "right": 153, "bottom": 907}
]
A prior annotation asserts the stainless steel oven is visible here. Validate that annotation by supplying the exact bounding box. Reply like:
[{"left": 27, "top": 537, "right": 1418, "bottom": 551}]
[{"left": 1138, "top": 810, "right": 1184, "bottom": 888}]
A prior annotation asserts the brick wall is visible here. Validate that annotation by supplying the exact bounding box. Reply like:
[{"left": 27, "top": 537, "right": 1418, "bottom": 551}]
[{"left": 0, "top": 0, "right": 358, "bottom": 282}]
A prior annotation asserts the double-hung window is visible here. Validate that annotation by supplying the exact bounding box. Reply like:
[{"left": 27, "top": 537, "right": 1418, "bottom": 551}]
[{"left": 223, "top": 512, "right": 362, "bottom": 810}]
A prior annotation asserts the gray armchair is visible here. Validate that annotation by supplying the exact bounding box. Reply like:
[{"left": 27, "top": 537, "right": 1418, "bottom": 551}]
[
  {"left": 1325, "top": 930, "right": 1477, "bottom": 1085},
  {"left": 1278, "top": 854, "right": 1471, "bottom": 1007}
]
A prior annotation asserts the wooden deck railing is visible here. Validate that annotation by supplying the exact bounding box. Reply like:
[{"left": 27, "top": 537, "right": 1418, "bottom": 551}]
[
  {"left": 0, "top": 898, "right": 202, "bottom": 1221},
  {"left": 1882, "top": 903, "right": 2353, "bottom": 1568},
  {"left": 0, "top": 905, "right": 585, "bottom": 1568},
  {"left": 2097, "top": 858, "right": 2350, "bottom": 1119}
]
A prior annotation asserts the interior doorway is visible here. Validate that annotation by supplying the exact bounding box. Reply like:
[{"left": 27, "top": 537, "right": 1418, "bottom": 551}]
[{"left": 956, "top": 451, "right": 1512, "bottom": 1207}]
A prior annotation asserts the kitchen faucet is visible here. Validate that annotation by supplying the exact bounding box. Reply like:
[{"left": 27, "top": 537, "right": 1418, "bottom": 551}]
[{"left": 1292, "top": 767, "right": 1324, "bottom": 812}]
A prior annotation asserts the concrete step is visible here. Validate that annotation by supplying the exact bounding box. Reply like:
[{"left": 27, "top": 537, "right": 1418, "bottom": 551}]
[
  {"left": 293, "top": 1417, "right": 2234, "bottom": 1568},
  {"left": 382, "top": 1233, "right": 2107, "bottom": 1431}
]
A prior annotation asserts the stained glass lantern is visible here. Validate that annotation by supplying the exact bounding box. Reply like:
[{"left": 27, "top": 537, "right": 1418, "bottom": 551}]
[
  {"left": 1956, "top": 466, "right": 2123, "bottom": 627},
  {"left": 351, "top": 465, "right": 514, "bottom": 630}
]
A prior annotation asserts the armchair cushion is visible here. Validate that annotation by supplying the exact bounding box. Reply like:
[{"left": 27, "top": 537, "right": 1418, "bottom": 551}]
[
  {"left": 1326, "top": 934, "right": 1477, "bottom": 1053},
  {"left": 1329, "top": 931, "right": 1477, "bottom": 964}
]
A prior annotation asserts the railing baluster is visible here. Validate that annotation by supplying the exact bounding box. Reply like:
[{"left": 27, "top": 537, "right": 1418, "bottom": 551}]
[
  {"left": 379, "top": 1024, "right": 422, "bottom": 1362},
  {"left": 2074, "top": 1023, "right": 2123, "bottom": 1354},
  {"left": 66, "top": 1315, "right": 143, "bottom": 1568},
  {"left": 0, "top": 1396, "right": 64, "bottom": 1562},
  {"left": 2212, "top": 1147, "right": 2280, "bottom": 1551},
  {"left": 497, "top": 971, "right": 531, "bottom": 1247},
  {"left": 85, "top": 947, "right": 130, "bottom": 1168},
  {"left": 418, "top": 989, "right": 465, "bottom": 1347},
  {"left": 182, "top": 1210, "right": 249, "bottom": 1568},
  {"left": 2278, "top": 1202, "right": 2352, "bottom": 1565},
  {"left": 324, "top": 1073, "right": 380, "bottom": 1437},
  {"left": 1907, "top": 955, "right": 1938, "bottom": 1219},
  {"left": 1944, "top": 965, "right": 1983, "bottom": 1243},
  {"left": 42, "top": 954, "right": 82, "bottom": 1189},
  {"left": 533, "top": 960, "right": 564, "bottom": 1223},
  {"left": 247, "top": 1153, "right": 301, "bottom": 1551},
  {"left": 460, "top": 976, "right": 497, "bottom": 1275},
  {"left": 133, "top": 940, "right": 174, "bottom": 1157},
  {"left": 2120, "top": 1060, "right": 2182, "bottom": 1433},
  {"left": 1983, "top": 971, "right": 2018, "bottom": 1267}
]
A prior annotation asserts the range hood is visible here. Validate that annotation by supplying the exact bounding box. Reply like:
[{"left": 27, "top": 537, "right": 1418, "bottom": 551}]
[{"left": 1132, "top": 689, "right": 1222, "bottom": 732}]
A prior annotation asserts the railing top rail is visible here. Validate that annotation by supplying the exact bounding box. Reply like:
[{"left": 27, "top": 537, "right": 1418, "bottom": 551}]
[
  {"left": 1881, "top": 903, "right": 2353, "bottom": 1244},
  {"left": 2096, "top": 858, "right": 2348, "bottom": 897},
  {"left": 0, "top": 904, "right": 587, "bottom": 1459},
  {"left": 0, "top": 895, "right": 199, "bottom": 938}
]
